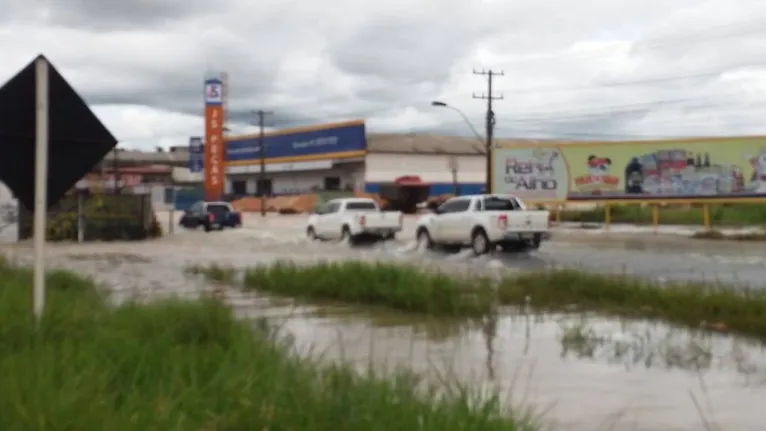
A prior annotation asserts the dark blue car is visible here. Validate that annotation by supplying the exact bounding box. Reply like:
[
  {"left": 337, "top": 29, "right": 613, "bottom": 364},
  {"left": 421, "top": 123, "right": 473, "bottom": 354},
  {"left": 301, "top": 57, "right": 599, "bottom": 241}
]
[{"left": 179, "top": 201, "right": 242, "bottom": 232}]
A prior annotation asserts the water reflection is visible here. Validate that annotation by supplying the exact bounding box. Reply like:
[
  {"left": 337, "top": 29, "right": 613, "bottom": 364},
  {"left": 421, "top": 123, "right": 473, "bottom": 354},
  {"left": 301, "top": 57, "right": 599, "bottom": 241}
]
[
  {"left": 558, "top": 315, "right": 764, "bottom": 382},
  {"left": 258, "top": 302, "right": 766, "bottom": 430}
]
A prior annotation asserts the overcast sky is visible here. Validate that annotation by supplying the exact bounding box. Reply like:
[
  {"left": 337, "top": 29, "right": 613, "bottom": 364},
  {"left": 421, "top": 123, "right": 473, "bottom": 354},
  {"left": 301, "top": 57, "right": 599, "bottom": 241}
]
[{"left": 3, "top": 0, "right": 766, "bottom": 149}]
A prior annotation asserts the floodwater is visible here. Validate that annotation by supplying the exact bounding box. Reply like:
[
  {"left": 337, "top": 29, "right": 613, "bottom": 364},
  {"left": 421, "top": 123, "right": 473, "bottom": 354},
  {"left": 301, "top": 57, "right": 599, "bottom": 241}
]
[
  {"left": 261, "top": 303, "right": 766, "bottom": 431},
  {"left": 2, "top": 213, "right": 766, "bottom": 429}
]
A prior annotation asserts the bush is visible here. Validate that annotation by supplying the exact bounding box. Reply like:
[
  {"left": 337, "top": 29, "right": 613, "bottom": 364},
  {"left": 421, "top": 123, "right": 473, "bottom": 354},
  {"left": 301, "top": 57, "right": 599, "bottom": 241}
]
[
  {"left": 189, "top": 261, "right": 766, "bottom": 341},
  {"left": 0, "top": 259, "right": 529, "bottom": 430},
  {"left": 558, "top": 203, "right": 766, "bottom": 226},
  {"left": 18, "top": 193, "right": 162, "bottom": 241},
  {"left": 241, "top": 260, "right": 497, "bottom": 317}
]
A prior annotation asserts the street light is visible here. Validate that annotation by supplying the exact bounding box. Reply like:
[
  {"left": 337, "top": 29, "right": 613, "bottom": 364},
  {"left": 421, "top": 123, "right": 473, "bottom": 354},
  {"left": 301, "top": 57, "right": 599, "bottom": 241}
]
[
  {"left": 431, "top": 100, "right": 492, "bottom": 193},
  {"left": 431, "top": 101, "right": 484, "bottom": 146}
]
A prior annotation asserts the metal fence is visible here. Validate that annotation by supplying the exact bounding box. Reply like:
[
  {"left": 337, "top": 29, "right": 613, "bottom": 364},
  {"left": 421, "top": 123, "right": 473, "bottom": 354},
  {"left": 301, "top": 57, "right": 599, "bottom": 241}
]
[{"left": 17, "top": 192, "right": 154, "bottom": 241}]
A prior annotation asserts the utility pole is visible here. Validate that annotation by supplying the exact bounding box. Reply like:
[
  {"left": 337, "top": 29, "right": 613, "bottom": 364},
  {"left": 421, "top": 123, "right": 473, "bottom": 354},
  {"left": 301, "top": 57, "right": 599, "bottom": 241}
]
[
  {"left": 473, "top": 69, "right": 503, "bottom": 193},
  {"left": 253, "top": 110, "right": 274, "bottom": 217}
]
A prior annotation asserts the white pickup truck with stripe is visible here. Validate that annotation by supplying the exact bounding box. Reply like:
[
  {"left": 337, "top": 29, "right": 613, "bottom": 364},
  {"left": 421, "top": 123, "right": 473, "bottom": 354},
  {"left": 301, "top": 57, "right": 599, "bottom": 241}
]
[
  {"left": 307, "top": 198, "right": 403, "bottom": 244},
  {"left": 414, "top": 194, "right": 551, "bottom": 254}
]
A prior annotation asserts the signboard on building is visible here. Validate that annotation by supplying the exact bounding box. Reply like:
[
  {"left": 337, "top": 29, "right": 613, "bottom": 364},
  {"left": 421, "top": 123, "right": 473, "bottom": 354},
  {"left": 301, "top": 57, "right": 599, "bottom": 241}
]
[
  {"left": 225, "top": 120, "right": 366, "bottom": 165},
  {"left": 188, "top": 136, "right": 203, "bottom": 173},
  {"left": 203, "top": 78, "right": 225, "bottom": 200},
  {"left": 492, "top": 137, "right": 766, "bottom": 202}
]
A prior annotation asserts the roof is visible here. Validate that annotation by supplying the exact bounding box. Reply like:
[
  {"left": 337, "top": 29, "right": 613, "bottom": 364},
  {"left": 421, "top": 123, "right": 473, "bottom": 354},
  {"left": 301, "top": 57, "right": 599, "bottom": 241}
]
[
  {"left": 227, "top": 119, "right": 365, "bottom": 141},
  {"left": 101, "top": 150, "right": 189, "bottom": 166},
  {"left": 366, "top": 133, "right": 574, "bottom": 155},
  {"left": 106, "top": 134, "right": 580, "bottom": 165}
]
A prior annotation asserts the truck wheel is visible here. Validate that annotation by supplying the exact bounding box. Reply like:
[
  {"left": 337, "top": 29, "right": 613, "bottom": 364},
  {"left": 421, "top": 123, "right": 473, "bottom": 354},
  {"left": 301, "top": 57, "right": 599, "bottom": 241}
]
[
  {"left": 471, "top": 229, "right": 490, "bottom": 255},
  {"left": 307, "top": 226, "right": 317, "bottom": 241},
  {"left": 528, "top": 234, "right": 542, "bottom": 250},
  {"left": 341, "top": 226, "right": 356, "bottom": 246},
  {"left": 416, "top": 228, "right": 433, "bottom": 250}
]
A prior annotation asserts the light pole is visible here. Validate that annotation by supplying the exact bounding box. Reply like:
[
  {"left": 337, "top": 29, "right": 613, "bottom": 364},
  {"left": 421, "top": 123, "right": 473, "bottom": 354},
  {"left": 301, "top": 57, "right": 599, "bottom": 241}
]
[
  {"left": 431, "top": 101, "right": 484, "bottom": 145},
  {"left": 431, "top": 101, "right": 492, "bottom": 193}
]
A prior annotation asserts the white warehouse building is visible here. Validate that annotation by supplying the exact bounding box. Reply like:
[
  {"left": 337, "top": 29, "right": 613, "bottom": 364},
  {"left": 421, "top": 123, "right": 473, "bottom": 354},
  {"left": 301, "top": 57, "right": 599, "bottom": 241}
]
[{"left": 222, "top": 119, "right": 493, "bottom": 211}]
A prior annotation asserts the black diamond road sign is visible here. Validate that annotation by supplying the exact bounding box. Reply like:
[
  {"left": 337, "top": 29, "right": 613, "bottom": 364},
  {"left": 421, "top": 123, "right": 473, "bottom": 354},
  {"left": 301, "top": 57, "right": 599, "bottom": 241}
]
[{"left": 0, "top": 55, "right": 118, "bottom": 211}]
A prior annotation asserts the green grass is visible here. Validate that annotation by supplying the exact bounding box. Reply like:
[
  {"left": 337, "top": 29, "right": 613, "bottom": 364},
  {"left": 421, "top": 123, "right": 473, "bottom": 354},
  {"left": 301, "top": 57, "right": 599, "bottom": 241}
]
[
  {"left": 496, "top": 270, "right": 766, "bottom": 340},
  {"left": 242, "top": 260, "right": 497, "bottom": 317},
  {"left": 188, "top": 261, "right": 766, "bottom": 341},
  {"left": 0, "top": 257, "right": 531, "bottom": 431},
  {"left": 558, "top": 203, "right": 766, "bottom": 226}
]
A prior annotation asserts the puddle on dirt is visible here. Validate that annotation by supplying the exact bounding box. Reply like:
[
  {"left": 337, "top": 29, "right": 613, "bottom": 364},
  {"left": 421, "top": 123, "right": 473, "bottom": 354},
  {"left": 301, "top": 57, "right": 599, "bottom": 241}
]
[{"left": 236, "top": 301, "right": 766, "bottom": 430}]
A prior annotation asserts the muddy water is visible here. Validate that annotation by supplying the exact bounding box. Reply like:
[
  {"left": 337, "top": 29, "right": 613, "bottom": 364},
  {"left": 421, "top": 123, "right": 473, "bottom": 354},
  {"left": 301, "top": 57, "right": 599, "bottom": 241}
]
[
  {"left": 2, "top": 216, "right": 766, "bottom": 429},
  {"left": 264, "top": 305, "right": 766, "bottom": 431}
]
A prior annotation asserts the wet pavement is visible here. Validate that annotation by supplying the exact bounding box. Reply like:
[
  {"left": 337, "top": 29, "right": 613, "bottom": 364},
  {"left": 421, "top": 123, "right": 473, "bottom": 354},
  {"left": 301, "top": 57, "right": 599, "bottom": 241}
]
[{"left": 2, "top": 213, "right": 766, "bottom": 429}]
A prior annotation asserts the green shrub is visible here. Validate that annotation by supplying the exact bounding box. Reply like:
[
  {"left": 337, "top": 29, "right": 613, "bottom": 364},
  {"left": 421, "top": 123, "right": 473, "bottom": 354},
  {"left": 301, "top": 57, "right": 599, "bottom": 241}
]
[
  {"left": 558, "top": 203, "right": 766, "bottom": 226},
  {"left": 0, "top": 259, "right": 529, "bottom": 430},
  {"left": 240, "top": 260, "right": 497, "bottom": 317},
  {"left": 190, "top": 261, "right": 766, "bottom": 341}
]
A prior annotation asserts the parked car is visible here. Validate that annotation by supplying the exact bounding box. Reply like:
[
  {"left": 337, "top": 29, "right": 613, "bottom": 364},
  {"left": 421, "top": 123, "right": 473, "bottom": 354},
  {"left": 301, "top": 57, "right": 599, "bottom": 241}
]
[
  {"left": 415, "top": 194, "right": 550, "bottom": 255},
  {"left": 179, "top": 201, "right": 242, "bottom": 232},
  {"left": 306, "top": 198, "right": 403, "bottom": 244}
]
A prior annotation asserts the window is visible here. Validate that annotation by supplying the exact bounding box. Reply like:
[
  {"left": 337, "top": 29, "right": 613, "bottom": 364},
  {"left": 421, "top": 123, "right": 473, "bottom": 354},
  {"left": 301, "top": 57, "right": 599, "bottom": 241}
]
[
  {"left": 256, "top": 179, "right": 272, "bottom": 196},
  {"left": 326, "top": 202, "right": 341, "bottom": 213},
  {"left": 324, "top": 176, "right": 341, "bottom": 190},
  {"left": 345, "top": 201, "right": 377, "bottom": 211},
  {"left": 438, "top": 199, "right": 470, "bottom": 214},
  {"left": 451, "top": 199, "right": 471, "bottom": 212},
  {"left": 206, "top": 203, "right": 232, "bottom": 216},
  {"left": 231, "top": 180, "right": 247, "bottom": 195},
  {"left": 481, "top": 197, "right": 519, "bottom": 211},
  {"left": 190, "top": 202, "right": 203, "bottom": 213}
]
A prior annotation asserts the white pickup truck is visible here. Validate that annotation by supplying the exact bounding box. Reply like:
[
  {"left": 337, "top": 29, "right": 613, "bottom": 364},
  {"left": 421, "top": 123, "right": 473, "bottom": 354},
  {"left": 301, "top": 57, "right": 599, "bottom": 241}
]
[
  {"left": 307, "top": 198, "right": 403, "bottom": 244},
  {"left": 415, "top": 194, "right": 551, "bottom": 255}
]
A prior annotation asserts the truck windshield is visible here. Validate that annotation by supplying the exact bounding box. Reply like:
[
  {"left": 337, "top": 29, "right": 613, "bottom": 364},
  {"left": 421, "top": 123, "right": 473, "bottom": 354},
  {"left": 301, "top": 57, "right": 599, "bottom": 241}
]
[
  {"left": 482, "top": 197, "right": 519, "bottom": 211},
  {"left": 345, "top": 201, "right": 377, "bottom": 211}
]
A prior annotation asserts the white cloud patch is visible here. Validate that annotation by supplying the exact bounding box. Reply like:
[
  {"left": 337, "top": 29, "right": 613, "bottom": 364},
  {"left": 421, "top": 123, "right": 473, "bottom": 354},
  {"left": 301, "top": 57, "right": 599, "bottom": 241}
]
[{"left": 2, "top": 0, "right": 766, "bottom": 148}]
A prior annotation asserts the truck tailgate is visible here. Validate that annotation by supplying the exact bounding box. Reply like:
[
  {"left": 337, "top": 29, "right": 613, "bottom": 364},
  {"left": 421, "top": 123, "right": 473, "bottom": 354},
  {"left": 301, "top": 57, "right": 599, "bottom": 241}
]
[
  {"left": 506, "top": 211, "right": 550, "bottom": 232},
  {"left": 360, "top": 212, "right": 402, "bottom": 229}
]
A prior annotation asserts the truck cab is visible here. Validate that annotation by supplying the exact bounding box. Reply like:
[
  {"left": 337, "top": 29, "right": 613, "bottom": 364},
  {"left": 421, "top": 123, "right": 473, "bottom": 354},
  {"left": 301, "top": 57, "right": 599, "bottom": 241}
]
[{"left": 415, "top": 194, "right": 550, "bottom": 255}]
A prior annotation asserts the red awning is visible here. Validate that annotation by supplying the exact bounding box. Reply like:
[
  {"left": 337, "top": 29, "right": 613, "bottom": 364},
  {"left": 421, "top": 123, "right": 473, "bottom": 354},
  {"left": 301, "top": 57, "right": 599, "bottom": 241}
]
[{"left": 395, "top": 176, "right": 428, "bottom": 186}]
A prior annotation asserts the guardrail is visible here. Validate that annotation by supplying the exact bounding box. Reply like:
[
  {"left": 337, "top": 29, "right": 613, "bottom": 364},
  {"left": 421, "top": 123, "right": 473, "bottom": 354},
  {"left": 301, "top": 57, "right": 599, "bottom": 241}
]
[{"left": 532, "top": 199, "right": 766, "bottom": 232}]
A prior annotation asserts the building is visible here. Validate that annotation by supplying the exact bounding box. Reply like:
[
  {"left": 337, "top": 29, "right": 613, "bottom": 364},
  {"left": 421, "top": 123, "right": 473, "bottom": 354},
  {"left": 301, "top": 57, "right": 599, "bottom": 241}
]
[{"left": 223, "top": 119, "right": 488, "bottom": 211}]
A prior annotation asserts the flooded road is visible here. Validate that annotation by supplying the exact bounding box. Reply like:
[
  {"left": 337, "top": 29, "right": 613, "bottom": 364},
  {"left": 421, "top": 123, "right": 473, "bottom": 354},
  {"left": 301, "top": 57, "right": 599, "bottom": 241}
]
[
  {"left": 2, "top": 214, "right": 766, "bottom": 429},
  {"left": 269, "top": 304, "right": 766, "bottom": 431}
]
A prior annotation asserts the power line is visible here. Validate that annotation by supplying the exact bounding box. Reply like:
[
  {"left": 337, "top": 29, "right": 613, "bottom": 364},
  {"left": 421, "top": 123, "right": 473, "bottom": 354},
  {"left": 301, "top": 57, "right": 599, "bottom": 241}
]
[
  {"left": 218, "top": 18, "right": 766, "bottom": 116},
  {"left": 472, "top": 69, "right": 504, "bottom": 192},
  {"left": 485, "top": 16, "right": 766, "bottom": 68},
  {"left": 245, "top": 58, "right": 766, "bottom": 125}
]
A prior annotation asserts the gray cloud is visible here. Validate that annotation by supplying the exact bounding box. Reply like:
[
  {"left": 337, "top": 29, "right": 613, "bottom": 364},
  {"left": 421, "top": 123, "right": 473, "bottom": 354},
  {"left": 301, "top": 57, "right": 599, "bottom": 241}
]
[
  {"left": 3, "top": 0, "right": 766, "bottom": 149},
  {"left": 34, "top": 0, "right": 210, "bottom": 29}
]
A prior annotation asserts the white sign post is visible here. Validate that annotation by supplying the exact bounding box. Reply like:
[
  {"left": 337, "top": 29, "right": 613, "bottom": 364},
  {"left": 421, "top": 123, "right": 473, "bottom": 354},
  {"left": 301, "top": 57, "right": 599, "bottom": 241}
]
[{"left": 33, "top": 56, "right": 49, "bottom": 323}]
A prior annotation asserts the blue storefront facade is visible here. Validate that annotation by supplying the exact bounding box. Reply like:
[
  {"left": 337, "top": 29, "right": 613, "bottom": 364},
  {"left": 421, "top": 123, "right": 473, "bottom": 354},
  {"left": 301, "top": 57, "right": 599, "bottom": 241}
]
[
  {"left": 222, "top": 120, "right": 368, "bottom": 196},
  {"left": 168, "top": 119, "right": 487, "bottom": 209},
  {"left": 226, "top": 120, "right": 367, "bottom": 166}
]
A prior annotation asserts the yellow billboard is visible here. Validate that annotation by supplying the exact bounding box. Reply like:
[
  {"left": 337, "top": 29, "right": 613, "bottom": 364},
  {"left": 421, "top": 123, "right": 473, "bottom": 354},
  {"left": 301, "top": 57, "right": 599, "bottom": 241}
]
[{"left": 491, "top": 136, "right": 766, "bottom": 202}]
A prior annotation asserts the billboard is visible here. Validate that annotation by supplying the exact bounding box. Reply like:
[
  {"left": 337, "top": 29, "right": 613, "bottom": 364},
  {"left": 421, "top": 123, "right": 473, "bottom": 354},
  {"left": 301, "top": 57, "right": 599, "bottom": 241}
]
[
  {"left": 188, "top": 136, "right": 203, "bottom": 173},
  {"left": 203, "top": 78, "right": 225, "bottom": 201},
  {"left": 492, "top": 137, "right": 766, "bottom": 202},
  {"left": 226, "top": 120, "right": 366, "bottom": 164}
]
